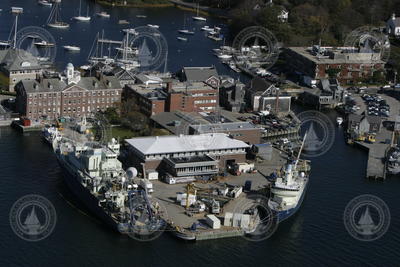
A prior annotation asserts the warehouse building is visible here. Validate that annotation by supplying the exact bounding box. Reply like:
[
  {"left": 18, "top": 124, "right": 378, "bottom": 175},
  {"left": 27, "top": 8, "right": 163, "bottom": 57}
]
[{"left": 125, "top": 133, "right": 250, "bottom": 176}]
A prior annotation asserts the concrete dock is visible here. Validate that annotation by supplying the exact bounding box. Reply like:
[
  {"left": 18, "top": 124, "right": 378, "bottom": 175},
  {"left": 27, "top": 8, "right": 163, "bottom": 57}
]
[
  {"left": 352, "top": 93, "right": 399, "bottom": 180},
  {"left": 151, "top": 147, "right": 287, "bottom": 240}
]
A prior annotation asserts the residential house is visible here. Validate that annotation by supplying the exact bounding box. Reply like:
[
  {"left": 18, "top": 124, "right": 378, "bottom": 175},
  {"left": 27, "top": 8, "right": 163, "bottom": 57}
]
[
  {"left": 387, "top": 13, "right": 400, "bottom": 37},
  {"left": 347, "top": 114, "right": 381, "bottom": 140}
]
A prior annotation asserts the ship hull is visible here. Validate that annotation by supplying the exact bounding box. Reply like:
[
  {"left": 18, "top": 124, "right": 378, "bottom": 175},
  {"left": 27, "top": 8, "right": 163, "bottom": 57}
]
[
  {"left": 56, "top": 154, "right": 122, "bottom": 233},
  {"left": 273, "top": 179, "right": 308, "bottom": 223}
]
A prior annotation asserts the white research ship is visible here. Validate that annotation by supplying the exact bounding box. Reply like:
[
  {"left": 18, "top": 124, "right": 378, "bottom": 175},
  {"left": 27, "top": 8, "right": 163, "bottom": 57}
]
[
  {"left": 268, "top": 134, "right": 311, "bottom": 222},
  {"left": 52, "top": 136, "right": 166, "bottom": 237}
]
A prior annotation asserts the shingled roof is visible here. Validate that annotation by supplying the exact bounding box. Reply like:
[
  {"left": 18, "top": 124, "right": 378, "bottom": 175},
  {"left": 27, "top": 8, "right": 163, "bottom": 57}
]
[{"left": 182, "top": 66, "right": 219, "bottom": 82}]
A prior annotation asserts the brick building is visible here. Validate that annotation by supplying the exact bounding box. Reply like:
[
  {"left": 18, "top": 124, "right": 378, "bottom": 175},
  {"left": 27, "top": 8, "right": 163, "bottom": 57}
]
[
  {"left": 15, "top": 63, "right": 122, "bottom": 120},
  {"left": 124, "top": 80, "right": 218, "bottom": 116},
  {"left": 284, "top": 46, "right": 385, "bottom": 85}
]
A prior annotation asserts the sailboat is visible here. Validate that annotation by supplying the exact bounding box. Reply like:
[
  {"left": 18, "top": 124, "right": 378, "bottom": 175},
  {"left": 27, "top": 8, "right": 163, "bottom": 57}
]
[
  {"left": 179, "top": 14, "right": 195, "bottom": 35},
  {"left": 47, "top": 1, "right": 69, "bottom": 29},
  {"left": 192, "top": 2, "right": 206, "bottom": 21},
  {"left": 73, "top": 0, "right": 91, "bottom": 21},
  {"left": 0, "top": 14, "right": 19, "bottom": 48}
]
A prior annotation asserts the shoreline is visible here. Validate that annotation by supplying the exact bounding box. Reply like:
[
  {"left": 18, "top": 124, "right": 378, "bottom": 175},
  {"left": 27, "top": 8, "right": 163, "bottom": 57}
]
[
  {"left": 94, "top": 0, "right": 229, "bottom": 19},
  {"left": 94, "top": 0, "right": 173, "bottom": 8}
]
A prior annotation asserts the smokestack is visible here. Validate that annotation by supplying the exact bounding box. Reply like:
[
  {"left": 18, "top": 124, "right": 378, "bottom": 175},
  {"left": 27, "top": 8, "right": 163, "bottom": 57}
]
[{"left": 166, "top": 81, "right": 173, "bottom": 92}]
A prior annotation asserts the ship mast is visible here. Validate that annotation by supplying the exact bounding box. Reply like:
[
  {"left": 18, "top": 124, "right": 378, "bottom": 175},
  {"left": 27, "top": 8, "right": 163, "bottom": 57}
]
[{"left": 294, "top": 132, "right": 307, "bottom": 171}]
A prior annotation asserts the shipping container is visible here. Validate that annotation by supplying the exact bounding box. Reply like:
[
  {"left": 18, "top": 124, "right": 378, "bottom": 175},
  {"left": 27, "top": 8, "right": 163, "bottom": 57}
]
[{"left": 206, "top": 214, "right": 221, "bottom": 229}]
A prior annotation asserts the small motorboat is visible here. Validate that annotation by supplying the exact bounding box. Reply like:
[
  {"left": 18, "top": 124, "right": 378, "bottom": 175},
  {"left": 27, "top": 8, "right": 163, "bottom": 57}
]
[
  {"left": 147, "top": 24, "right": 159, "bottom": 29},
  {"left": 337, "top": 117, "right": 343, "bottom": 126},
  {"left": 136, "top": 15, "right": 147, "bottom": 18},
  {"left": 201, "top": 26, "right": 213, "bottom": 31},
  {"left": 34, "top": 41, "right": 55, "bottom": 47},
  {"left": 193, "top": 16, "right": 206, "bottom": 21},
  {"left": 96, "top": 12, "right": 110, "bottom": 18},
  {"left": 217, "top": 54, "right": 232, "bottom": 60},
  {"left": 178, "top": 29, "right": 195, "bottom": 35},
  {"left": 177, "top": 37, "right": 188, "bottom": 42},
  {"left": 118, "top": 20, "right": 130, "bottom": 25},
  {"left": 38, "top": 0, "right": 52, "bottom": 7},
  {"left": 63, "top": 45, "right": 81, "bottom": 52}
]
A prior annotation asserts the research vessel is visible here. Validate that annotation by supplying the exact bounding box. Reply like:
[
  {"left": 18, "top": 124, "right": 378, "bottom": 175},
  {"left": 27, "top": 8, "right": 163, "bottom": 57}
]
[
  {"left": 268, "top": 135, "right": 311, "bottom": 222},
  {"left": 52, "top": 136, "right": 166, "bottom": 238}
]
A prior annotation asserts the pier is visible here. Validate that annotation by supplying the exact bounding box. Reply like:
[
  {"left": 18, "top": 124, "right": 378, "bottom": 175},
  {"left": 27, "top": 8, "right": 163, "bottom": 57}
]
[{"left": 351, "top": 93, "right": 399, "bottom": 180}]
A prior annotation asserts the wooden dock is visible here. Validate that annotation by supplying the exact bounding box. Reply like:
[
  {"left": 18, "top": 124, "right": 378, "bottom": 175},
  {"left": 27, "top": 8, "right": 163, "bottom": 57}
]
[
  {"left": 355, "top": 128, "right": 394, "bottom": 180},
  {"left": 11, "top": 121, "right": 42, "bottom": 132}
]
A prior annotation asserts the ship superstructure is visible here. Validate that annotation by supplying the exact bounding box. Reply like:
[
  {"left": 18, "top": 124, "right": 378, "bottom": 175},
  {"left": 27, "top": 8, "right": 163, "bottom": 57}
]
[{"left": 53, "top": 136, "right": 165, "bottom": 236}]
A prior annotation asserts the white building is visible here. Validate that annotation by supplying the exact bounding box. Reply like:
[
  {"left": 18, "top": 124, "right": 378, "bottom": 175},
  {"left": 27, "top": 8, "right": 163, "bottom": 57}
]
[
  {"left": 387, "top": 13, "right": 400, "bottom": 36},
  {"left": 125, "top": 133, "right": 250, "bottom": 173}
]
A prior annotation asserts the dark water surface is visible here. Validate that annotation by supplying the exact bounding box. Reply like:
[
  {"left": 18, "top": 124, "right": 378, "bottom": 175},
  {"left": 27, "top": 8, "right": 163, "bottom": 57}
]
[{"left": 0, "top": 1, "right": 399, "bottom": 266}]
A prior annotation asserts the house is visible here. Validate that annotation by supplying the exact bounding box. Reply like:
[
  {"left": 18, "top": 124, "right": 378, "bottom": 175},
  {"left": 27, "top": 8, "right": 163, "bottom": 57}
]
[
  {"left": 219, "top": 76, "right": 245, "bottom": 112},
  {"left": 386, "top": 13, "right": 400, "bottom": 37},
  {"left": 347, "top": 114, "right": 381, "bottom": 140},
  {"left": 15, "top": 63, "right": 122, "bottom": 120},
  {"left": 277, "top": 8, "right": 289, "bottom": 22},
  {"left": 320, "top": 79, "right": 346, "bottom": 104},
  {"left": 179, "top": 66, "right": 220, "bottom": 88},
  {"left": 246, "top": 77, "right": 291, "bottom": 113},
  {"left": 0, "top": 49, "right": 48, "bottom": 92}
]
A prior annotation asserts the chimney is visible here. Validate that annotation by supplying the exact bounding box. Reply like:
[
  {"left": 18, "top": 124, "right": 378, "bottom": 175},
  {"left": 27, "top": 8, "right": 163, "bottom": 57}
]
[{"left": 166, "top": 81, "right": 173, "bottom": 92}]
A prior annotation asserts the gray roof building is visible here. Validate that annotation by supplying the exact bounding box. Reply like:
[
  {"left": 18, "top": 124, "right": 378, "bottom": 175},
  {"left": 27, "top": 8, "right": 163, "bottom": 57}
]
[{"left": 181, "top": 66, "right": 219, "bottom": 82}]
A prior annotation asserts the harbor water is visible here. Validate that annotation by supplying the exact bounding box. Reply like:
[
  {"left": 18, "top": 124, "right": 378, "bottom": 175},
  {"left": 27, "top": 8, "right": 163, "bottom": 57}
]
[{"left": 0, "top": 0, "right": 400, "bottom": 266}]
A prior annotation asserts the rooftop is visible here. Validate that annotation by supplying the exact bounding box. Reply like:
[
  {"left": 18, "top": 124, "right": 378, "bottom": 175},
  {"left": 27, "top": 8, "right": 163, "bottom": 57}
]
[
  {"left": 182, "top": 66, "right": 219, "bottom": 82},
  {"left": 0, "top": 49, "right": 44, "bottom": 71},
  {"left": 21, "top": 75, "right": 121, "bottom": 93},
  {"left": 287, "top": 46, "right": 385, "bottom": 64},
  {"left": 190, "top": 121, "right": 260, "bottom": 133},
  {"left": 125, "top": 133, "right": 250, "bottom": 155}
]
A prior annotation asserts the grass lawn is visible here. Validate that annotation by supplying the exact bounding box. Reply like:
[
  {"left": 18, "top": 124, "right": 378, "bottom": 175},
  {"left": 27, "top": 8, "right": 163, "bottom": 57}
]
[
  {"left": 110, "top": 126, "right": 170, "bottom": 140},
  {"left": 111, "top": 126, "right": 136, "bottom": 140}
]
